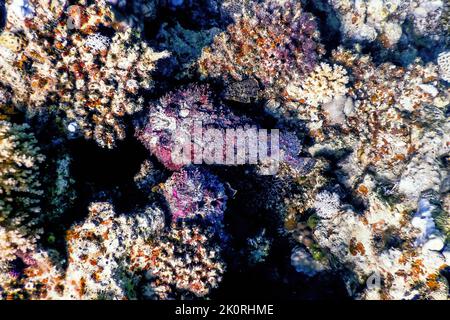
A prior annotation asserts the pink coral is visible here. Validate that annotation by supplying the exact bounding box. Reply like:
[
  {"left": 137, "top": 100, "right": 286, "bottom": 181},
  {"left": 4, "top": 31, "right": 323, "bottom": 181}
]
[
  {"left": 137, "top": 84, "right": 250, "bottom": 170},
  {"left": 162, "top": 167, "right": 228, "bottom": 224}
]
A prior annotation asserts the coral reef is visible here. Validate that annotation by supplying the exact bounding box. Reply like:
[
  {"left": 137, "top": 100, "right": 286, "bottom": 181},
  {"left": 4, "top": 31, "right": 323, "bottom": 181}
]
[
  {"left": 1, "top": 0, "right": 169, "bottom": 148},
  {"left": 438, "top": 51, "right": 450, "bottom": 82},
  {"left": 0, "top": 0, "right": 449, "bottom": 303},
  {"left": 329, "top": 0, "right": 447, "bottom": 47},
  {"left": 0, "top": 121, "right": 44, "bottom": 236},
  {"left": 130, "top": 223, "right": 225, "bottom": 299},
  {"left": 63, "top": 202, "right": 165, "bottom": 299},
  {"left": 199, "top": 0, "right": 324, "bottom": 98},
  {"left": 313, "top": 192, "right": 449, "bottom": 299},
  {"left": 161, "top": 166, "right": 228, "bottom": 223}
]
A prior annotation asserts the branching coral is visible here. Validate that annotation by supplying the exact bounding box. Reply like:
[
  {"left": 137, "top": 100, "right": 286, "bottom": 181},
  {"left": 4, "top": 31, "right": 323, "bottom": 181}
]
[
  {"left": 1, "top": 0, "right": 169, "bottom": 148},
  {"left": 264, "top": 61, "right": 349, "bottom": 136},
  {"left": 286, "top": 62, "right": 349, "bottom": 107},
  {"left": 0, "top": 121, "right": 44, "bottom": 235},
  {"left": 199, "top": 0, "right": 324, "bottom": 98}
]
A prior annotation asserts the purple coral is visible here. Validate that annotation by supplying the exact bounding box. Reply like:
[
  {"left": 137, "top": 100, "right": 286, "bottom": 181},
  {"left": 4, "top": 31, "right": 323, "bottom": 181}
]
[
  {"left": 279, "top": 132, "right": 316, "bottom": 174},
  {"left": 136, "top": 84, "right": 250, "bottom": 170},
  {"left": 162, "top": 167, "right": 227, "bottom": 224},
  {"left": 199, "top": 0, "right": 323, "bottom": 94},
  {"left": 257, "top": 131, "right": 315, "bottom": 176}
]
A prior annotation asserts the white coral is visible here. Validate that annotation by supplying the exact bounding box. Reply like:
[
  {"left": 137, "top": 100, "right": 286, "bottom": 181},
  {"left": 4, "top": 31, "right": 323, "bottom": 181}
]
[
  {"left": 84, "top": 33, "right": 111, "bottom": 52},
  {"left": 286, "top": 63, "right": 349, "bottom": 107},
  {"left": 291, "top": 247, "right": 326, "bottom": 276},
  {"left": 329, "top": 0, "right": 445, "bottom": 46},
  {"left": 437, "top": 51, "right": 450, "bottom": 82},
  {"left": 314, "top": 191, "right": 341, "bottom": 219}
]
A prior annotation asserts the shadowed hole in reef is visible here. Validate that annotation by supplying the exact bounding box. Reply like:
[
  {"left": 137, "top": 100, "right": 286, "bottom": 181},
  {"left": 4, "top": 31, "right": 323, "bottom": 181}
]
[
  {"left": 211, "top": 241, "right": 351, "bottom": 300},
  {"left": 67, "top": 134, "right": 151, "bottom": 224},
  {"left": 208, "top": 166, "right": 350, "bottom": 300}
]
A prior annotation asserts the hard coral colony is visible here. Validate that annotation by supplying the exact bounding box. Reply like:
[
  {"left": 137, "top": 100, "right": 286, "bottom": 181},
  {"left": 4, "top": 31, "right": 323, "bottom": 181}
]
[{"left": 0, "top": 0, "right": 449, "bottom": 302}]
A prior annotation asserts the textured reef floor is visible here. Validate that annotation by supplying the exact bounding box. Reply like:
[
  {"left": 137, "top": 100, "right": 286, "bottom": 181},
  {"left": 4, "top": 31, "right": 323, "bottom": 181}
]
[{"left": 0, "top": 0, "right": 449, "bottom": 300}]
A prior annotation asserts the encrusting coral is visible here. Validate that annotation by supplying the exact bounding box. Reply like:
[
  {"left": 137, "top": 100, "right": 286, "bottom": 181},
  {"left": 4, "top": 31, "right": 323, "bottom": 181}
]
[{"left": 328, "top": 0, "right": 447, "bottom": 47}]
